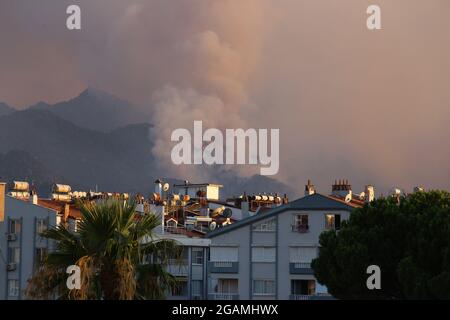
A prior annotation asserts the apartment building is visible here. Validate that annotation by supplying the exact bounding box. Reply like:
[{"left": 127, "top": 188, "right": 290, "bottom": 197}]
[
  {"left": 205, "top": 180, "right": 368, "bottom": 300},
  {"left": 151, "top": 229, "right": 211, "bottom": 300},
  {"left": 0, "top": 182, "right": 58, "bottom": 300}
]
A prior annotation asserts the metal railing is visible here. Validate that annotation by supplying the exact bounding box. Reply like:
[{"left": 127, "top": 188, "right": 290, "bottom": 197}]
[{"left": 208, "top": 293, "right": 239, "bottom": 300}]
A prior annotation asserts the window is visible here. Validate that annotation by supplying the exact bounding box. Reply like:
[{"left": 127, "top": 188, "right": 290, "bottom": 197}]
[
  {"left": 325, "top": 214, "right": 341, "bottom": 230},
  {"left": 210, "top": 247, "right": 238, "bottom": 262},
  {"left": 8, "top": 280, "right": 20, "bottom": 297},
  {"left": 171, "top": 279, "right": 188, "bottom": 296},
  {"left": 291, "top": 280, "right": 316, "bottom": 296},
  {"left": 191, "top": 280, "right": 203, "bottom": 297},
  {"left": 289, "top": 246, "right": 317, "bottom": 263},
  {"left": 252, "top": 247, "right": 276, "bottom": 262},
  {"left": 36, "top": 218, "right": 47, "bottom": 234},
  {"left": 211, "top": 279, "right": 238, "bottom": 294},
  {"left": 9, "top": 247, "right": 20, "bottom": 264},
  {"left": 192, "top": 248, "right": 204, "bottom": 265},
  {"left": 292, "top": 214, "right": 309, "bottom": 232},
  {"left": 9, "top": 219, "right": 21, "bottom": 234},
  {"left": 35, "top": 248, "right": 48, "bottom": 266},
  {"left": 253, "top": 218, "right": 276, "bottom": 232},
  {"left": 253, "top": 280, "right": 275, "bottom": 296}
]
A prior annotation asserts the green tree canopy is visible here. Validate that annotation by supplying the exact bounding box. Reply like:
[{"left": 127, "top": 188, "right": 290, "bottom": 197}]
[
  {"left": 26, "top": 199, "right": 182, "bottom": 300},
  {"left": 311, "top": 190, "right": 450, "bottom": 299}
]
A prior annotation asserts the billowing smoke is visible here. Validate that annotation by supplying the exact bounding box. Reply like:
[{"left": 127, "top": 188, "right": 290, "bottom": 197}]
[
  {"left": 96, "top": 0, "right": 269, "bottom": 180},
  {"left": 1, "top": 0, "right": 450, "bottom": 193}
]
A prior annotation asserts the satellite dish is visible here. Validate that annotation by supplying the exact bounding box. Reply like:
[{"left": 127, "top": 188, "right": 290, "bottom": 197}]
[
  {"left": 209, "top": 221, "right": 217, "bottom": 231},
  {"left": 163, "top": 183, "right": 170, "bottom": 192},
  {"left": 222, "top": 208, "right": 233, "bottom": 218}
]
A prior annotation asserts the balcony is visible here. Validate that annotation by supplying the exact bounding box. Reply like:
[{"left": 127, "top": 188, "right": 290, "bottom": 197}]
[
  {"left": 208, "top": 261, "right": 239, "bottom": 273},
  {"left": 208, "top": 293, "right": 239, "bottom": 300},
  {"left": 290, "top": 294, "right": 335, "bottom": 301},
  {"left": 289, "top": 262, "right": 314, "bottom": 275},
  {"left": 166, "top": 259, "right": 189, "bottom": 276}
]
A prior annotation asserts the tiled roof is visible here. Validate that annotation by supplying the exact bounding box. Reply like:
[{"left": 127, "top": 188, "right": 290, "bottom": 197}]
[{"left": 37, "top": 199, "right": 82, "bottom": 219}]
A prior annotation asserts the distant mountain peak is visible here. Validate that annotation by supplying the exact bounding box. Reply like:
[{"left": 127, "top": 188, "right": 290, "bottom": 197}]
[
  {"left": 78, "top": 86, "right": 125, "bottom": 104},
  {"left": 0, "top": 102, "right": 15, "bottom": 116}
]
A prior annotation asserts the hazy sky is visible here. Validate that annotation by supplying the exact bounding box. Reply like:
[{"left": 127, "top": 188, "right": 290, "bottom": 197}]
[{"left": 0, "top": 0, "right": 449, "bottom": 195}]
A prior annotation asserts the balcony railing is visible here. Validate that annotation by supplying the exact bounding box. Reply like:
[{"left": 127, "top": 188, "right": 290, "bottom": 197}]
[
  {"left": 208, "top": 293, "right": 239, "bottom": 300},
  {"left": 290, "top": 294, "right": 313, "bottom": 300},
  {"left": 208, "top": 261, "right": 239, "bottom": 273},
  {"left": 290, "top": 294, "right": 335, "bottom": 301},
  {"left": 289, "top": 262, "right": 314, "bottom": 274}
]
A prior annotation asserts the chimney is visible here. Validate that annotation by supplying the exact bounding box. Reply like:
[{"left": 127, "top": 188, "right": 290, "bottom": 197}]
[
  {"left": 364, "top": 185, "right": 375, "bottom": 203},
  {"left": 0, "top": 182, "right": 5, "bottom": 222},
  {"left": 30, "top": 188, "right": 38, "bottom": 205},
  {"left": 332, "top": 179, "right": 352, "bottom": 199},
  {"left": 305, "top": 179, "right": 315, "bottom": 196}
]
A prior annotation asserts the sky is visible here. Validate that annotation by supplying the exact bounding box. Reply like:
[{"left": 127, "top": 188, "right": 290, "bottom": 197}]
[{"left": 0, "top": 0, "right": 449, "bottom": 195}]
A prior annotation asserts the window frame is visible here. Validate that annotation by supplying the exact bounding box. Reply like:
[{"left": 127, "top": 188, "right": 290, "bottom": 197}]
[
  {"left": 192, "top": 247, "right": 204, "bottom": 265},
  {"left": 252, "top": 279, "right": 276, "bottom": 296},
  {"left": 292, "top": 214, "right": 309, "bottom": 232},
  {"left": 251, "top": 246, "right": 276, "bottom": 263},
  {"left": 8, "top": 247, "right": 21, "bottom": 264},
  {"left": 8, "top": 279, "right": 20, "bottom": 297}
]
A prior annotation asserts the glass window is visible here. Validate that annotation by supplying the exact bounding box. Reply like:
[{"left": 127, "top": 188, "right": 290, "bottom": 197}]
[
  {"left": 291, "top": 280, "right": 316, "bottom": 295},
  {"left": 9, "top": 247, "right": 20, "bottom": 264},
  {"left": 192, "top": 248, "right": 203, "bottom": 265},
  {"left": 9, "top": 219, "right": 21, "bottom": 234},
  {"left": 253, "top": 279, "right": 275, "bottom": 295},
  {"left": 325, "top": 214, "right": 341, "bottom": 230},
  {"left": 191, "top": 280, "right": 203, "bottom": 297},
  {"left": 289, "top": 246, "right": 317, "bottom": 263},
  {"left": 36, "top": 218, "right": 47, "bottom": 234},
  {"left": 210, "top": 247, "right": 238, "bottom": 262},
  {"left": 211, "top": 279, "right": 238, "bottom": 294},
  {"left": 293, "top": 214, "right": 309, "bottom": 232},
  {"left": 35, "top": 248, "right": 48, "bottom": 266},
  {"left": 8, "top": 280, "right": 20, "bottom": 297},
  {"left": 171, "top": 279, "right": 188, "bottom": 296},
  {"left": 252, "top": 247, "right": 276, "bottom": 262}
]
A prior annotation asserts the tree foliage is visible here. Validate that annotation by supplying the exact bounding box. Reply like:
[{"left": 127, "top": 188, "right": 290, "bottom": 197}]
[
  {"left": 311, "top": 190, "right": 450, "bottom": 299},
  {"left": 26, "top": 199, "right": 182, "bottom": 300}
]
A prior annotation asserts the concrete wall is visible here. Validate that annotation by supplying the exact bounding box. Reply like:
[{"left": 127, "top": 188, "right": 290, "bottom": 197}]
[
  {"left": 208, "top": 206, "right": 351, "bottom": 300},
  {"left": 0, "top": 196, "right": 57, "bottom": 300}
]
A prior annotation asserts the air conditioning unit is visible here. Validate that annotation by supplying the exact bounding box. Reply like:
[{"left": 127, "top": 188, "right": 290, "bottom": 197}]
[
  {"left": 7, "top": 263, "right": 17, "bottom": 271},
  {"left": 7, "top": 233, "right": 17, "bottom": 241}
]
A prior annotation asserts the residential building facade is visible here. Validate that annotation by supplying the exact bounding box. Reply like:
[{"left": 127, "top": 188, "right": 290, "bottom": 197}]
[{"left": 205, "top": 186, "right": 363, "bottom": 300}]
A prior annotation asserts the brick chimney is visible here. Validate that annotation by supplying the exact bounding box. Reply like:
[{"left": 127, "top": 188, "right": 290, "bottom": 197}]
[
  {"left": 332, "top": 179, "right": 352, "bottom": 199},
  {"left": 364, "top": 185, "right": 375, "bottom": 203},
  {"left": 305, "top": 179, "right": 315, "bottom": 196}
]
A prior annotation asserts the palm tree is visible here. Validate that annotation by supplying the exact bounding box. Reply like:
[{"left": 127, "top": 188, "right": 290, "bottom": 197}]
[{"left": 26, "top": 199, "right": 182, "bottom": 300}]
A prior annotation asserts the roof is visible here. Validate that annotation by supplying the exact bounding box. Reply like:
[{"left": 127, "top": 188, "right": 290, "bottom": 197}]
[
  {"left": 206, "top": 193, "right": 361, "bottom": 238},
  {"left": 173, "top": 183, "right": 223, "bottom": 188},
  {"left": 37, "top": 199, "right": 82, "bottom": 219}
]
